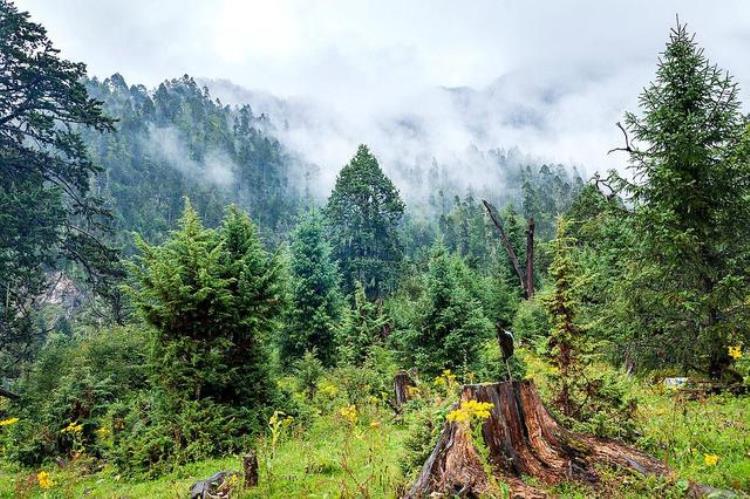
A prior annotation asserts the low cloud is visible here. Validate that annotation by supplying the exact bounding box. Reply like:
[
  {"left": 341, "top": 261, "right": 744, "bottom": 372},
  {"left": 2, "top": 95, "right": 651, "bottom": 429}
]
[{"left": 144, "top": 125, "right": 237, "bottom": 187}]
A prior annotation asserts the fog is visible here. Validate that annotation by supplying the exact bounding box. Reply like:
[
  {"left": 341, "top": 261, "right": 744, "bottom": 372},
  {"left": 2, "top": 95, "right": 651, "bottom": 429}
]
[{"left": 21, "top": 0, "right": 750, "bottom": 197}]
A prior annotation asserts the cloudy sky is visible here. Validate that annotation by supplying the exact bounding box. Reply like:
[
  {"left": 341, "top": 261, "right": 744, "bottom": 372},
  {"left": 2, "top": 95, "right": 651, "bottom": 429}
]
[{"left": 19, "top": 0, "right": 750, "bottom": 186}]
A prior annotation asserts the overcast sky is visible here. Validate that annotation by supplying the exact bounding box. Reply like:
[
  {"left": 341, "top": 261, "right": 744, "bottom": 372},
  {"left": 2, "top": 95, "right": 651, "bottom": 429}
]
[{"left": 18, "top": 0, "right": 750, "bottom": 183}]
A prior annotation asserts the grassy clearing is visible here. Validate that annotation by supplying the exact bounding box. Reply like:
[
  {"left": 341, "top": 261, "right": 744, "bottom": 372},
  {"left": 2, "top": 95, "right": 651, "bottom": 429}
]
[{"left": 1, "top": 355, "right": 748, "bottom": 498}]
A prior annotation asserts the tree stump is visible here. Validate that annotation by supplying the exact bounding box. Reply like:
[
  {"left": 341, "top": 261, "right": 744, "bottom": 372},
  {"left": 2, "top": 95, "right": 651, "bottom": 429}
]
[
  {"left": 405, "top": 380, "right": 667, "bottom": 498},
  {"left": 243, "top": 450, "right": 259, "bottom": 487},
  {"left": 394, "top": 370, "right": 416, "bottom": 411}
]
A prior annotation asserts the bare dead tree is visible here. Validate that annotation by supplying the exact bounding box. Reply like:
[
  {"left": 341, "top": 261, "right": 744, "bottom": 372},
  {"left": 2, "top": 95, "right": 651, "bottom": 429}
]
[{"left": 482, "top": 200, "right": 534, "bottom": 299}]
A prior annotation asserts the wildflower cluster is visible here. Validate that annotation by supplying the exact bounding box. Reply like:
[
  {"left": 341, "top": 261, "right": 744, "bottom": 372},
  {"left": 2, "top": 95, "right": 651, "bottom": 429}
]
[
  {"left": 0, "top": 417, "right": 19, "bottom": 427},
  {"left": 704, "top": 453, "right": 719, "bottom": 466},
  {"left": 61, "top": 421, "right": 83, "bottom": 434},
  {"left": 37, "top": 471, "right": 53, "bottom": 489},
  {"left": 433, "top": 369, "right": 457, "bottom": 388},
  {"left": 728, "top": 345, "right": 742, "bottom": 360},
  {"left": 446, "top": 400, "right": 494, "bottom": 424},
  {"left": 339, "top": 404, "right": 358, "bottom": 425}
]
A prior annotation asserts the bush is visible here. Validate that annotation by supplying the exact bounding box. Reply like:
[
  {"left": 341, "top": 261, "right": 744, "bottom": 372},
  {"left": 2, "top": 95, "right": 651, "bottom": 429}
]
[{"left": 1, "top": 326, "right": 149, "bottom": 466}]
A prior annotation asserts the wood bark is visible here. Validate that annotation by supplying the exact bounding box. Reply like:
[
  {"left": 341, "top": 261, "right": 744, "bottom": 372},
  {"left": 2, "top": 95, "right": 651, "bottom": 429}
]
[
  {"left": 405, "top": 381, "right": 667, "bottom": 498},
  {"left": 482, "top": 200, "right": 526, "bottom": 297},
  {"left": 243, "top": 451, "right": 259, "bottom": 487},
  {"left": 394, "top": 370, "right": 416, "bottom": 411}
]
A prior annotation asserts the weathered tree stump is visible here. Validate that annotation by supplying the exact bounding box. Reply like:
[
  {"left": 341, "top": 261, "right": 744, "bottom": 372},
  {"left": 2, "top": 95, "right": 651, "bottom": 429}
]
[
  {"left": 394, "top": 370, "right": 416, "bottom": 411},
  {"left": 243, "top": 450, "right": 259, "bottom": 487},
  {"left": 405, "top": 380, "right": 667, "bottom": 498}
]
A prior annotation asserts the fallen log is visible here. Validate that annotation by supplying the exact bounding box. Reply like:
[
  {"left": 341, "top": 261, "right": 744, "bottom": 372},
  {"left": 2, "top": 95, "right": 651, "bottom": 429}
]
[{"left": 405, "top": 380, "right": 667, "bottom": 498}]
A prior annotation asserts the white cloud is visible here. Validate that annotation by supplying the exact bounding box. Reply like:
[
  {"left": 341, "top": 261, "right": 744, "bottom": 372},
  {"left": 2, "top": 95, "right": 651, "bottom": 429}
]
[{"left": 19, "top": 0, "right": 750, "bottom": 194}]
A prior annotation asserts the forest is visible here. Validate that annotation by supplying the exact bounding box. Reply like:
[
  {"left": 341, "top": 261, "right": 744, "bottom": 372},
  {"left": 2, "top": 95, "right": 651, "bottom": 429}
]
[{"left": 0, "top": 0, "right": 748, "bottom": 497}]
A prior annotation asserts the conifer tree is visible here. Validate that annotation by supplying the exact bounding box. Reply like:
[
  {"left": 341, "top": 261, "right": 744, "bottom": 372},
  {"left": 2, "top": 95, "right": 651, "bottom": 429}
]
[
  {"left": 411, "top": 242, "right": 493, "bottom": 376},
  {"left": 545, "top": 217, "right": 586, "bottom": 418},
  {"left": 0, "top": 0, "right": 117, "bottom": 371},
  {"left": 128, "top": 201, "right": 285, "bottom": 420},
  {"left": 338, "top": 281, "right": 388, "bottom": 365},
  {"left": 612, "top": 22, "right": 750, "bottom": 377},
  {"left": 326, "top": 145, "right": 405, "bottom": 298},
  {"left": 281, "top": 211, "right": 343, "bottom": 368}
]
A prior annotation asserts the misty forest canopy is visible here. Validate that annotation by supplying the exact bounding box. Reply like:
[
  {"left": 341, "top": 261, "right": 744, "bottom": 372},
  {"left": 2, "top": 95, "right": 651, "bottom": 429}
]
[{"left": 0, "top": 0, "right": 749, "bottom": 495}]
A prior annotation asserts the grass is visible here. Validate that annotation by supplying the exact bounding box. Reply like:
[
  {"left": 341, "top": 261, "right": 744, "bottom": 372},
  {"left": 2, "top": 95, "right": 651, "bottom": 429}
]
[
  {"left": 0, "top": 403, "right": 409, "bottom": 498},
  {"left": 1, "top": 354, "right": 748, "bottom": 498}
]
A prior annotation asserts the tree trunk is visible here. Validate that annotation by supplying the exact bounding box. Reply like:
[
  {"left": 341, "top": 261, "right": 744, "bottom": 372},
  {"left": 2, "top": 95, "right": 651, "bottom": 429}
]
[
  {"left": 405, "top": 381, "right": 667, "bottom": 498},
  {"left": 242, "top": 451, "right": 259, "bottom": 487},
  {"left": 482, "top": 200, "right": 527, "bottom": 298},
  {"left": 394, "top": 370, "right": 416, "bottom": 411}
]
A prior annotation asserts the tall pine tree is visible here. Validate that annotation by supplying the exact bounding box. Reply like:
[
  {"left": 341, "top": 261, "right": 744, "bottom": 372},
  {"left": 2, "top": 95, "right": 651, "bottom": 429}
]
[
  {"left": 281, "top": 211, "right": 343, "bottom": 368},
  {"left": 325, "top": 145, "right": 405, "bottom": 299},
  {"left": 612, "top": 22, "right": 750, "bottom": 377}
]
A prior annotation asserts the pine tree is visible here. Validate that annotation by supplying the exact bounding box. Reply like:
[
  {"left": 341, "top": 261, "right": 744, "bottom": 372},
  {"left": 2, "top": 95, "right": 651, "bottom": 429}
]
[
  {"left": 128, "top": 200, "right": 285, "bottom": 419},
  {"left": 325, "top": 145, "right": 405, "bottom": 299},
  {"left": 612, "top": 22, "right": 750, "bottom": 377},
  {"left": 281, "top": 211, "right": 343, "bottom": 368},
  {"left": 338, "top": 281, "right": 388, "bottom": 365},
  {"left": 0, "top": 0, "right": 117, "bottom": 372},
  {"left": 411, "top": 242, "right": 493, "bottom": 377},
  {"left": 545, "top": 217, "right": 586, "bottom": 418}
]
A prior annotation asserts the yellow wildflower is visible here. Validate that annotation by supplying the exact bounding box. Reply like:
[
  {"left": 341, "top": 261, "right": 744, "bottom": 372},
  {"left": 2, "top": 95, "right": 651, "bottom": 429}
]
[
  {"left": 704, "top": 454, "right": 719, "bottom": 466},
  {"left": 370, "top": 420, "right": 381, "bottom": 429},
  {"left": 728, "top": 345, "right": 742, "bottom": 360},
  {"left": 95, "top": 426, "right": 111, "bottom": 439},
  {"left": 37, "top": 471, "right": 53, "bottom": 489},
  {"left": 0, "top": 417, "right": 19, "bottom": 427},
  {"left": 446, "top": 400, "right": 494, "bottom": 425},
  {"left": 339, "top": 404, "right": 358, "bottom": 425},
  {"left": 62, "top": 421, "right": 83, "bottom": 434}
]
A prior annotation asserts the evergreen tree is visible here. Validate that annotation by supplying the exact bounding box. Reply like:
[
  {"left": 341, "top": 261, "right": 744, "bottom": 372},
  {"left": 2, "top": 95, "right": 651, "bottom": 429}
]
[
  {"left": 128, "top": 201, "right": 285, "bottom": 429},
  {"left": 410, "top": 242, "right": 493, "bottom": 377},
  {"left": 544, "top": 217, "right": 638, "bottom": 440},
  {"left": 338, "top": 281, "right": 388, "bottom": 365},
  {"left": 545, "top": 217, "right": 586, "bottom": 418},
  {"left": 612, "top": 22, "right": 750, "bottom": 377},
  {"left": 326, "top": 145, "right": 405, "bottom": 298},
  {"left": 0, "top": 0, "right": 117, "bottom": 373},
  {"left": 281, "top": 211, "right": 343, "bottom": 368}
]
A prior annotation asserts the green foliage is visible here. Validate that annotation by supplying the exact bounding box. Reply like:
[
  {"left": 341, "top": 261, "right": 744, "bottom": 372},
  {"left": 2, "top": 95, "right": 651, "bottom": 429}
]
[
  {"left": 281, "top": 212, "right": 343, "bottom": 367},
  {"left": 610, "top": 22, "right": 750, "bottom": 378},
  {"left": 0, "top": 0, "right": 118, "bottom": 374},
  {"left": 0, "top": 326, "right": 149, "bottom": 466},
  {"left": 337, "top": 282, "right": 389, "bottom": 366},
  {"left": 293, "top": 350, "right": 325, "bottom": 400},
  {"left": 544, "top": 218, "right": 638, "bottom": 440},
  {"left": 122, "top": 201, "right": 286, "bottom": 472},
  {"left": 401, "top": 242, "right": 493, "bottom": 377},
  {"left": 325, "top": 145, "right": 405, "bottom": 298}
]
